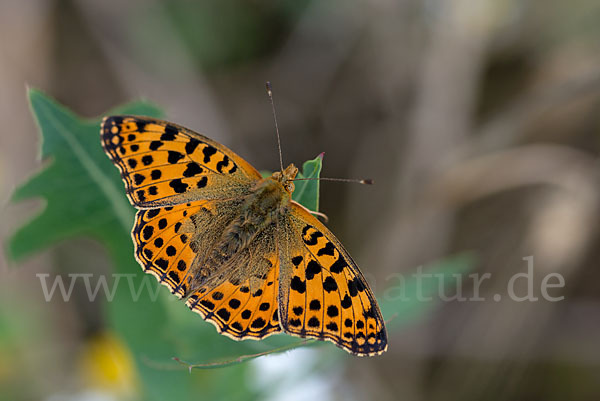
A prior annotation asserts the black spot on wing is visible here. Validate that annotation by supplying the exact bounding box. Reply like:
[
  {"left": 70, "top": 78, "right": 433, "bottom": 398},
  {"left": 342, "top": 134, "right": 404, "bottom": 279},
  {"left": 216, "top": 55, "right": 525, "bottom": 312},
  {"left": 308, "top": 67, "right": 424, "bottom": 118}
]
[
  {"left": 149, "top": 140, "right": 163, "bottom": 150},
  {"left": 151, "top": 169, "right": 161, "bottom": 180},
  {"left": 161, "top": 124, "right": 178, "bottom": 140},
  {"left": 168, "top": 271, "right": 180, "bottom": 283},
  {"left": 133, "top": 174, "right": 145, "bottom": 185},
  {"left": 305, "top": 260, "right": 321, "bottom": 280},
  {"left": 156, "top": 258, "right": 168, "bottom": 271},
  {"left": 141, "top": 155, "right": 153, "bottom": 166},
  {"left": 309, "top": 299, "right": 321, "bottom": 311},
  {"left": 147, "top": 209, "right": 160, "bottom": 219},
  {"left": 167, "top": 151, "right": 184, "bottom": 164},
  {"left": 251, "top": 317, "right": 266, "bottom": 329},
  {"left": 196, "top": 176, "right": 208, "bottom": 188},
  {"left": 202, "top": 145, "right": 217, "bottom": 163},
  {"left": 216, "top": 155, "right": 229, "bottom": 173},
  {"left": 183, "top": 162, "right": 203, "bottom": 177},
  {"left": 341, "top": 294, "right": 352, "bottom": 309},
  {"left": 304, "top": 230, "right": 323, "bottom": 246},
  {"left": 200, "top": 299, "right": 215, "bottom": 310},
  {"left": 317, "top": 242, "right": 335, "bottom": 256},
  {"left": 348, "top": 277, "right": 365, "bottom": 297},
  {"left": 326, "top": 322, "right": 338, "bottom": 331},
  {"left": 169, "top": 179, "right": 188, "bottom": 193},
  {"left": 323, "top": 276, "right": 338, "bottom": 293},
  {"left": 185, "top": 138, "right": 200, "bottom": 154},
  {"left": 216, "top": 308, "right": 230, "bottom": 321},
  {"left": 330, "top": 256, "right": 348, "bottom": 273},
  {"left": 290, "top": 276, "right": 306, "bottom": 294},
  {"left": 327, "top": 305, "right": 339, "bottom": 317}
]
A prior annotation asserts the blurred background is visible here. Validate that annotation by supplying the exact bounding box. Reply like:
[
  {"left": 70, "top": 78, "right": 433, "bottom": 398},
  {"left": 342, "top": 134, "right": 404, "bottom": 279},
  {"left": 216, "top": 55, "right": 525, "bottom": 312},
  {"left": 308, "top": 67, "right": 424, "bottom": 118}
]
[{"left": 2, "top": 0, "right": 600, "bottom": 400}]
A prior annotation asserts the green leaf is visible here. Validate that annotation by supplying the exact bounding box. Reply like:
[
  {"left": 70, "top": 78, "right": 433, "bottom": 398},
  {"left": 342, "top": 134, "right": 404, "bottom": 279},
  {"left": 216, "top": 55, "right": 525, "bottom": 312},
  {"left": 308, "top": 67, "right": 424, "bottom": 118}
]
[
  {"left": 379, "top": 252, "right": 477, "bottom": 329},
  {"left": 8, "top": 89, "right": 161, "bottom": 261},
  {"left": 292, "top": 153, "right": 323, "bottom": 212}
]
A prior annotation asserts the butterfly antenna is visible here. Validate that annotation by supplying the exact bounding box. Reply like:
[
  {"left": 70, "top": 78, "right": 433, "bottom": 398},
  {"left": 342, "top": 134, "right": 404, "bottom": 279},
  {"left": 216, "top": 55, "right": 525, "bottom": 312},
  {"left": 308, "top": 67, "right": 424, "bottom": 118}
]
[
  {"left": 266, "top": 81, "right": 284, "bottom": 172},
  {"left": 293, "top": 177, "right": 374, "bottom": 185}
]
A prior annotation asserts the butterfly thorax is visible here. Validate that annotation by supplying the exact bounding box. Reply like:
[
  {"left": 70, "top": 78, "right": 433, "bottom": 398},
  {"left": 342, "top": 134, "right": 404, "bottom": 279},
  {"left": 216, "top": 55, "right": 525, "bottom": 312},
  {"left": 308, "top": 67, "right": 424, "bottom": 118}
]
[{"left": 219, "top": 164, "right": 297, "bottom": 251}]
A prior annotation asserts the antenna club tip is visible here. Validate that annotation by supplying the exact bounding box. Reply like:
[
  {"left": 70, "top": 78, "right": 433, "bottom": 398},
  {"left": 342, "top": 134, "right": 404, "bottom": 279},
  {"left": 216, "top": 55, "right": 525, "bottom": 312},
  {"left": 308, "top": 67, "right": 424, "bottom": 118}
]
[
  {"left": 265, "top": 81, "right": 273, "bottom": 95},
  {"left": 361, "top": 178, "right": 374, "bottom": 185}
]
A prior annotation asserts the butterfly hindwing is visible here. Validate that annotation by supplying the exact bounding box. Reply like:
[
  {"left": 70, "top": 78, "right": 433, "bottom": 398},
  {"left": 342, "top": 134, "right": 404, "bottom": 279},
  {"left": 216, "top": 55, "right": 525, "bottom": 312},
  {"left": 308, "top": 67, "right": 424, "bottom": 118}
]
[
  {"left": 185, "top": 223, "right": 282, "bottom": 340},
  {"left": 133, "top": 198, "right": 282, "bottom": 340},
  {"left": 101, "top": 116, "right": 261, "bottom": 207},
  {"left": 185, "top": 257, "right": 281, "bottom": 340},
  {"left": 279, "top": 202, "right": 387, "bottom": 356},
  {"left": 132, "top": 201, "right": 210, "bottom": 298}
]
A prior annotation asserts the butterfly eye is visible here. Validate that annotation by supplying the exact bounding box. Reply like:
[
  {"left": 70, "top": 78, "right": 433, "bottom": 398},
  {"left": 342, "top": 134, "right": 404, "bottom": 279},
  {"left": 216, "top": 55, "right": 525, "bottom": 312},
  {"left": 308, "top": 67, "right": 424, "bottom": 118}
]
[{"left": 285, "top": 182, "right": 295, "bottom": 193}]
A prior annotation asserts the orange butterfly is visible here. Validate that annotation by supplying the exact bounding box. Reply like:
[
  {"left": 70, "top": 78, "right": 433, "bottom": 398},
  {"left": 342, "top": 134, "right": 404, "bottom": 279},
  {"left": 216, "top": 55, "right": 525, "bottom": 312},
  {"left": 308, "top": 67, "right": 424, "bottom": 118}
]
[{"left": 100, "top": 112, "right": 387, "bottom": 356}]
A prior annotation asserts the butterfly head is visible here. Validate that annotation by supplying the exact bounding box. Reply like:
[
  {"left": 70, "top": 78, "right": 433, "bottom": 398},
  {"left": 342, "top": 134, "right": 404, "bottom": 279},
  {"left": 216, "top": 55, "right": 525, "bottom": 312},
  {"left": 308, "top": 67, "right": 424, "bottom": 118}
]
[{"left": 271, "top": 163, "right": 298, "bottom": 194}]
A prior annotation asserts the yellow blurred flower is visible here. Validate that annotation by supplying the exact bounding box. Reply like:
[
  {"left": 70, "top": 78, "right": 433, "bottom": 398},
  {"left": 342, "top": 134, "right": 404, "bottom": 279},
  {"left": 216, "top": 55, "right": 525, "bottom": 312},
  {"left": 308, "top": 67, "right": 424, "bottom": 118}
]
[{"left": 79, "top": 331, "right": 139, "bottom": 400}]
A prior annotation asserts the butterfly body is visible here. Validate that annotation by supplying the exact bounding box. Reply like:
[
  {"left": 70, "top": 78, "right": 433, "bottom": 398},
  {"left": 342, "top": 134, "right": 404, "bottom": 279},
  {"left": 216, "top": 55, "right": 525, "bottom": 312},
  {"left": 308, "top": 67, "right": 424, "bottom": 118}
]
[
  {"left": 188, "top": 166, "right": 296, "bottom": 293},
  {"left": 101, "top": 115, "right": 387, "bottom": 356}
]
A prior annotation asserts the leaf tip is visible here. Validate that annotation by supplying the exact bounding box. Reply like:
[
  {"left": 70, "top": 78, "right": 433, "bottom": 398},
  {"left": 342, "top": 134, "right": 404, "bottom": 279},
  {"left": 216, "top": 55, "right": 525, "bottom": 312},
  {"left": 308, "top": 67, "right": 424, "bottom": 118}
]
[{"left": 27, "top": 86, "right": 45, "bottom": 105}]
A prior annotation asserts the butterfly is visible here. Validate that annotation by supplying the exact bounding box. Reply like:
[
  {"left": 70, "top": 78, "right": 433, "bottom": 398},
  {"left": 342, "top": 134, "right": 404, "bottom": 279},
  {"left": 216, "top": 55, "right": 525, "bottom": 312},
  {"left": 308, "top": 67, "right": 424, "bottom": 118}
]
[{"left": 100, "top": 115, "right": 387, "bottom": 356}]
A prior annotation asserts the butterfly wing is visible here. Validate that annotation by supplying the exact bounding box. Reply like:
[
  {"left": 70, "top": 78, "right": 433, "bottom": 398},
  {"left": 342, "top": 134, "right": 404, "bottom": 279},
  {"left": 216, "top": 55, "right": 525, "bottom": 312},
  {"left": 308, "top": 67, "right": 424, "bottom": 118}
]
[
  {"left": 133, "top": 199, "right": 281, "bottom": 340},
  {"left": 185, "top": 221, "right": 282, "bottom": 340},
  {"left": 101, "top": 115, "right": 261, "bottom": 208},
  {"left": 132, "top": 200, "right": 220, "bottom": 298},
  {"left": 278, "top": 201, "right": 388, "bottom": 356}
]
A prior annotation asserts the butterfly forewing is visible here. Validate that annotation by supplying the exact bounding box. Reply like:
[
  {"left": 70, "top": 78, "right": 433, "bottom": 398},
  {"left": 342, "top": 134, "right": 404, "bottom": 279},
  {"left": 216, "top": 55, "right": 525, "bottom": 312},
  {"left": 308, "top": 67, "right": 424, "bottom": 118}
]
[{"left": 101, "top": 116, "right": 260, "bottom": 207}]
